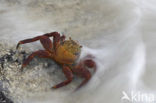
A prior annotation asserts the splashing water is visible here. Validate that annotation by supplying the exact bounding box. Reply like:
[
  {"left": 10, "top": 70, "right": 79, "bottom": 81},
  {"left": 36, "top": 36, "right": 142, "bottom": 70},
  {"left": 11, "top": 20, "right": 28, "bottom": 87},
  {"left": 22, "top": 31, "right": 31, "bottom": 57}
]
[{"left": 0, "top": 0, "right": 156, "bottom": 103}]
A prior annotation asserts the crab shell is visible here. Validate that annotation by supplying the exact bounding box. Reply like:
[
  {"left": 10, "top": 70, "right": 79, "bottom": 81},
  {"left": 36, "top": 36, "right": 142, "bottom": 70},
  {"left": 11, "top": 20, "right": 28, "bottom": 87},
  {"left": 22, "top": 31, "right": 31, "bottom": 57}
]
[{"left": 54, "top": 38, "right": 82, "bottom": 65}]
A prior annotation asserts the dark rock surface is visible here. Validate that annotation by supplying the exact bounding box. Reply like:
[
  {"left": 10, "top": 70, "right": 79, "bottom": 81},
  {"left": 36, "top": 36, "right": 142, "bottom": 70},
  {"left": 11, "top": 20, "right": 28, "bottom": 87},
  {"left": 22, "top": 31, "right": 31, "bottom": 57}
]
[
  {"left": 0, "top": 44, "right": 27, "bottom": 103},
  {"left": 0, "top": 92, "right": 13, "bottom": 103}
]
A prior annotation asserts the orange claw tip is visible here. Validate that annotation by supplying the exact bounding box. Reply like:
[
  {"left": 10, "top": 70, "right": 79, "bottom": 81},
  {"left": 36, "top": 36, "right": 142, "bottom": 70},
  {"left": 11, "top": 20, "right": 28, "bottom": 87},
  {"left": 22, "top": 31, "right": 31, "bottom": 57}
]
[{"left": 52, "top": 86, "right": 57, "bottom": 89}]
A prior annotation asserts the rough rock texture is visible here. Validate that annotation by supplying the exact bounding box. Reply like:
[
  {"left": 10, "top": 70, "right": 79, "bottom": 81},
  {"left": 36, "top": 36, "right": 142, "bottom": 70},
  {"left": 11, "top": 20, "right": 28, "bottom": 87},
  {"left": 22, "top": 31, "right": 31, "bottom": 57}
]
[
  {"left": 1, "top": 0, "right": 156, "bottom": 103},
  {"left": 0, "top": 92, "right": 13, "bottom": 103},
  {"left": 0, "top": 42, "right": 74, "bottom": 103}
]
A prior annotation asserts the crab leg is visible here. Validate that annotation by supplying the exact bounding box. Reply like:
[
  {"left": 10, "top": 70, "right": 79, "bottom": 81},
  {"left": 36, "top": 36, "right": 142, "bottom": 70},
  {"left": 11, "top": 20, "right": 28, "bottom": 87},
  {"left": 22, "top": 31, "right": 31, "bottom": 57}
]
[
  {"left": 72, "top": 57, "right": 96, "bottom": 90},
  {"left": 84, "top": 59, "right": 97, "bottom": 72},
  {"left": 16, "top": 32, "right": 64, "bottom": 52},
  {"left": 44, "top": 32, "right": 65, "bottom": 41},
  {"left": 72, "top": 65, "right": 91, "bottom": 90},
  {"left": 52, "top": 65, "right": 73, "bottom": 89},
  {"left": 40, "top": 36, "right": 53, "bottom": 52},
  {"left": 83, "top": 54, "right": 97, "bottom": 72},
  {"left": 76, "top": 73, "right": 91, "bottom": 90},
  {"left": 17, "top": 35, "right": 54, "bottom": 52},
  {"left": 21, "top": 50, "right": 51, "bottom": 70},
  {"left": 44, "top": 32, "right": 65, "bottom": 50},
  {"left": 16, "top": 36, "right": 41, "bottom": 49}
]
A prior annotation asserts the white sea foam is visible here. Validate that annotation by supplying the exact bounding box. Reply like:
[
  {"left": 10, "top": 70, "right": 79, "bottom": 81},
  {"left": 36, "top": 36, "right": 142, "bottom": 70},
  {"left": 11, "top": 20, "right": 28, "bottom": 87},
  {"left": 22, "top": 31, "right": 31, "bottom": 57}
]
[{"left": 0, "top": 0, "right": 156, "bottom": 103}]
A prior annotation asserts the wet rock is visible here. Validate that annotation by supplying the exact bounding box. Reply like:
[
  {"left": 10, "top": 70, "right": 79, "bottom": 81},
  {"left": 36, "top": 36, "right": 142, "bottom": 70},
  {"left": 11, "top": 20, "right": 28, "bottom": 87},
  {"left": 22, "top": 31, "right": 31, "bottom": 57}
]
[
  {"left": 0, "top": 92, "right": 13, "bottom": 103},
  {"left": 0, "top": 42, "right": 65, "bottom": 103}
]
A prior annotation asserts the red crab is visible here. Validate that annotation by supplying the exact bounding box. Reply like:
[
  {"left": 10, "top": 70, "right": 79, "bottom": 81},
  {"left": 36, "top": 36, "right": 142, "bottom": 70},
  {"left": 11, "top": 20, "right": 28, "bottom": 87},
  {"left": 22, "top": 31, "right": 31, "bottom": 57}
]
[{"left": 16, "top": 32, "right": 96, "bottom": 90}]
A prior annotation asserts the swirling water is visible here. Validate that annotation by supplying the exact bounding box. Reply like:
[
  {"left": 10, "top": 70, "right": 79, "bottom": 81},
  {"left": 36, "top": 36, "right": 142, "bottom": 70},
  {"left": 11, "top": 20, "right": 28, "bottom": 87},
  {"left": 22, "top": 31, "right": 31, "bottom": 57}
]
[{"left": 0, "top": 0, "right": 156, "bottom": 103}]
